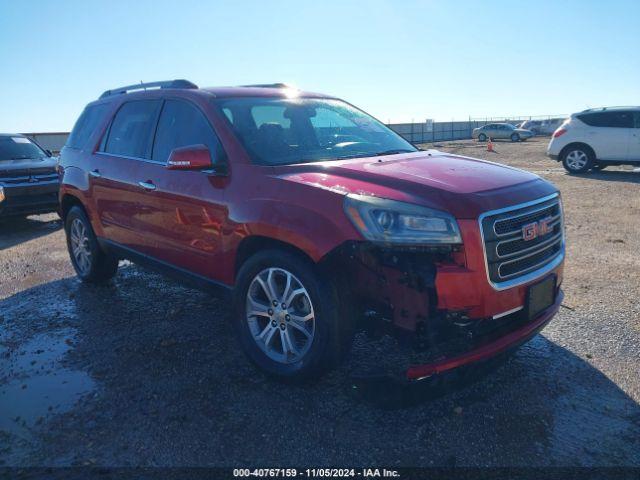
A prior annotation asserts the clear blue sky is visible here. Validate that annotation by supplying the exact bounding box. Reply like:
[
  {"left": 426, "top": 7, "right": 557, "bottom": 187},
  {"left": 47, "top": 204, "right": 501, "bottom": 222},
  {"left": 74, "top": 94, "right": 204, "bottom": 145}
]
[{"left": 0, "top": 0, "right": 638, "bottom": 132}]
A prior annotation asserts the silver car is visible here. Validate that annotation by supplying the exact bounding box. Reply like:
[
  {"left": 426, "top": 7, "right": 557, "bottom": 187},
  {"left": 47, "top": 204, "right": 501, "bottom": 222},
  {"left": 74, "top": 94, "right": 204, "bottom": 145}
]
[
  {"left": 472, "top": 123, "right": 534, "bottom": 142},
  {"left": 520, "top": 118, "right": 565, "bottom": 136}
]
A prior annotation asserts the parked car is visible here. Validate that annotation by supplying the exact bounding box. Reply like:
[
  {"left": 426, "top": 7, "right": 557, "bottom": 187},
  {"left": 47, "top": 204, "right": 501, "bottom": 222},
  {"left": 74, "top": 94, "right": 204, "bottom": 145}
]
[
  {"left": 520, "top": 119, "right": 565, "bottom": 136},
  {"left": 547, "top": 107, "right": 640, "bottom": 173},
  {"left": 58, "top": 80, "right": 564, "bottom": 381},
  {"left": 0, "top": 134, "right": 59, "bottom": 219},
  {"left": 472, "top": 123, "right": 534, "bottom": 142}
]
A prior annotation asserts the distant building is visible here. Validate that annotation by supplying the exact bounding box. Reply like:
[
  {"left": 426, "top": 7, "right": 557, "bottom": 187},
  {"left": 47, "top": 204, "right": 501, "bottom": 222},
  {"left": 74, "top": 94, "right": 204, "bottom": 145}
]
[{"left": 23, "top": 132, "right": 69, "bottom": 154}]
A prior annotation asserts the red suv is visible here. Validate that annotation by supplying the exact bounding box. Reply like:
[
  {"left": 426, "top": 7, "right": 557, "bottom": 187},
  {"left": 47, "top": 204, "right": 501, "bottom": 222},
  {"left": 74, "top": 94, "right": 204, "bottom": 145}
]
[{"left": 59, "top": 80, "right": 565, "bottom": 381}]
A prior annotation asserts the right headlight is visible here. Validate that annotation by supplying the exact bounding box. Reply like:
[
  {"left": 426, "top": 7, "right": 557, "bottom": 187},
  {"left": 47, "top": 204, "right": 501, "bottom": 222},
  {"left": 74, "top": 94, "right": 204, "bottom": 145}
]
[{"left": 343, "top": 194, "right": 462, "bottom": 246}]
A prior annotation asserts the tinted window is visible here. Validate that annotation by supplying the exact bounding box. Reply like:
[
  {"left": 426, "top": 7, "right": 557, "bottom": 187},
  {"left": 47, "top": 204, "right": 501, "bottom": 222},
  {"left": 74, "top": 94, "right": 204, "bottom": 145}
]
[
  {"left": 215, "top": 97, "right": 416, "bottom": 166},
  {"left": 577, "top": 111, "right": 634, "bottom": 128},
  {"left": 104, "top": 100, "right": 161, "bottom": 158},
  {"left": 152, "top": 100, "right": 224, "bottom": 163},
  {"left": 0, "top": 136, "right": 48, "bottom": 161},
  {"left": 67, "top": 104, "right": 109, "bottom": 149},
  {"left": 634, "top": 112, "right": 640, "bottom": 128}
]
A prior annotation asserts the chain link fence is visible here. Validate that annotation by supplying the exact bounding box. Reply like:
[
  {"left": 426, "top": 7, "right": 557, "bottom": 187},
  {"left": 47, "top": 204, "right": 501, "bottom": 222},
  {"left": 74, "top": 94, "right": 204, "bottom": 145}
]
[
  {"left": 26, "top": 114, "right": 569, "bottom": 153},
  {"left": 388, "top": 114, "right": 568, "bottom": 144}
]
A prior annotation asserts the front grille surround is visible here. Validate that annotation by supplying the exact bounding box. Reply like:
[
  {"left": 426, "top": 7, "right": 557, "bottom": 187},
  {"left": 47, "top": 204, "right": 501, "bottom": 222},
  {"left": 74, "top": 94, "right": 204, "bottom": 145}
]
[
  {"left": 479, "top": 193, "right": 565, "bottom": 290},
  {"left": 0, "top": 172, "right": 58, "bottom": 186}
]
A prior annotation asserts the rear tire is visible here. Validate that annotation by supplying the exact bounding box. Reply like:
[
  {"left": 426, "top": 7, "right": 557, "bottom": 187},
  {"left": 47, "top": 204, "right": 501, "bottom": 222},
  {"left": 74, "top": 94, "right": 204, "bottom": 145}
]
[
  {"left": 65, "top": 206, "right": 118, "bottom": 283},
  {"left": 232, "top": 249, "right": 351, "bottom": 380},
  {"left": 478, "top": 133, "right": 487, "bottom": 142},
  {"left": 561, "top": 145, "right": 594, "bottom": 174}
]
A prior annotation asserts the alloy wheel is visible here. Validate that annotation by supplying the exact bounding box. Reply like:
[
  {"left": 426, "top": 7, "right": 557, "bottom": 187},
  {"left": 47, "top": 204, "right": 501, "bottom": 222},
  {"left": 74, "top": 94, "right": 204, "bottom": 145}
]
[
  {"left": 246, "top": 267, "right": 315, "bottom": 364},
  {"left": 69, "top": 218, "right": 92, "bottom": 275},
  {"left": 565, "top": 150, "right": 588, "bottom": 171}
]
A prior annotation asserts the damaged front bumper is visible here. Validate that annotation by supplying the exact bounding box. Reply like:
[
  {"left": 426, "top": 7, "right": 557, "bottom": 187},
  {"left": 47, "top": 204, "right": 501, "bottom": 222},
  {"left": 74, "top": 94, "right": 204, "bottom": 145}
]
[
  {"left": 405, "top": 288, "right": 562, "bottom": 380},
  {"left": 323, "top": 228, "right": 564, "bottom": 381}
]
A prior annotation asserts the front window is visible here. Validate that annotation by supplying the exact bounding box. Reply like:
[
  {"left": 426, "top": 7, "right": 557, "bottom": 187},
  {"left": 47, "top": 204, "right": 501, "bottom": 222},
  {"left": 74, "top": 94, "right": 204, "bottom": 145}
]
[
  {"left": 0, "top": 136, "right": 48, "bottom": 161},
  {"left": 214, "top": 97, "right": 417, "bottom": 166}
]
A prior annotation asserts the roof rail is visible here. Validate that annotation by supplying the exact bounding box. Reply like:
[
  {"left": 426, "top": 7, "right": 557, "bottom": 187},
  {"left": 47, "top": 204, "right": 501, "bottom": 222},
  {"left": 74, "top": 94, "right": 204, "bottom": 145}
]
[
  {"left": 240, "top": 83, "right": 294, "bottom": 89},
  {"left": 99, "top": 79, "right": 198, "bottom": 99},
  {"left": 579, "top": 106, "right": 640, "bottom": 113}
]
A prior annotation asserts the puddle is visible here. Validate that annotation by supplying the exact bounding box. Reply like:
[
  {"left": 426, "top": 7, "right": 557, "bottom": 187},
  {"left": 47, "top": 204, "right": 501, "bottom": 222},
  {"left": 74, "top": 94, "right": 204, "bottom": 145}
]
[{"left": 0, "top": 329, "right": 94, "bottom": 436}]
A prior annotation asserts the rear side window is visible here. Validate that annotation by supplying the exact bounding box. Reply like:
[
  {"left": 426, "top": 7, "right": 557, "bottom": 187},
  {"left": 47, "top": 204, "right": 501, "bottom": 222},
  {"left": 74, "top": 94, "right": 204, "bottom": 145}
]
[
  {"left": 152, "top": 100, "right": 224, "bottom": 164},
  {"left": 104, "top": 100, "right": 162, "bottom": 158},
  {"left": 577, "top": 111, "right": 634, "bottom": 128},
  {"left": 67, "top": 104, "right": 109, "bottom": 150}
]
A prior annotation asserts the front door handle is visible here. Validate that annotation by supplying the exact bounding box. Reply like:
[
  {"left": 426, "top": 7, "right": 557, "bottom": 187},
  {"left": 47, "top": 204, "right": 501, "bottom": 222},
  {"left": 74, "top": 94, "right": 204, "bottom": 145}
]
[
  {"left": 89, "top": 169, "right": 102, "bottom": 178},
  {"left": 138, "top": 181, "right": 157, "bottom": 191}
]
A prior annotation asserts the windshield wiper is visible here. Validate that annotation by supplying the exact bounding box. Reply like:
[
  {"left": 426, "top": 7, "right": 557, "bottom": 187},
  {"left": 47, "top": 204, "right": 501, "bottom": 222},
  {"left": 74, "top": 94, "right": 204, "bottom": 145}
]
[
  {"left": 372, "top": 148, "right": 416, "bottom": 156},
  {"left": 276, "top": 148, "right": 418, "bottom": 165}
]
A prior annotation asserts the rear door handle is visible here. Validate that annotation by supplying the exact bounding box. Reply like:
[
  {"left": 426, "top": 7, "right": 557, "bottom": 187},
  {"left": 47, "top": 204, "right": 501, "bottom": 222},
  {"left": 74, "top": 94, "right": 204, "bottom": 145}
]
[
  {"left": 89, "top": 169, "right": 102, "bottom": 178},
  {"left": 138, "top": 181, "right": 157, "bottom": 191}
]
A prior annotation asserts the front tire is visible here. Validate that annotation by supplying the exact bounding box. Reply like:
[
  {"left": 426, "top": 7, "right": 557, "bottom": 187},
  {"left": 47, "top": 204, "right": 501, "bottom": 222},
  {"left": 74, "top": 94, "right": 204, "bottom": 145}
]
[
  {"left": 232, "top": 249, "right": 349, "bottom": 380},
  {"left": 562, "top": 146, "right": 594, "bottom": 174},
  {"left": 510, "top": 133, "right": 520, "bottom": 142},
  {"left": 478, "top": 133, "right": 487, "bottom": 142},
  {"left": 65, "top": 206, "right": 118, "bottom": 283}
]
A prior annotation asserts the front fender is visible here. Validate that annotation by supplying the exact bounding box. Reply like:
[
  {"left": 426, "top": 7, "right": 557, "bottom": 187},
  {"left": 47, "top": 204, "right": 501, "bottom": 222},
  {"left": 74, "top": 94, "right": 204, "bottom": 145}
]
[{"left": 228, "top": 194, "right": 361, "bottom": 263}]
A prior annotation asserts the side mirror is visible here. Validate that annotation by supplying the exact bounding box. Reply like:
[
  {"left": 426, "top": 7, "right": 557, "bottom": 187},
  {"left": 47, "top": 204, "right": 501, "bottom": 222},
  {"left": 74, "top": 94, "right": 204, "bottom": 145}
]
[{"left": 167, "top": 144, "right": 212, "bottom": 170}]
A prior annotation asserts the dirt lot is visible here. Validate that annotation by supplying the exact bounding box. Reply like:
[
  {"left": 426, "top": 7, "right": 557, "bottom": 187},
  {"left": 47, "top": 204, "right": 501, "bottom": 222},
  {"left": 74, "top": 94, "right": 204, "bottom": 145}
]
[{"left": 1, "top": 138, "right": 639, "bottom": 468}]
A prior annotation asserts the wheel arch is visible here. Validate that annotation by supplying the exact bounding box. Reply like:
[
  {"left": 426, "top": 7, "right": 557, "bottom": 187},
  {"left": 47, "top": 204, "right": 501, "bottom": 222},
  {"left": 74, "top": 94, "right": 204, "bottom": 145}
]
[
  {"left": 60, "top": 194, "right": 87, "bottom": 221},
  {"left": 234, "top": 236, "right": 316, "bottom": 276},
  {"left": 559, "top": 142, "right": 596, "bottom": 161}
]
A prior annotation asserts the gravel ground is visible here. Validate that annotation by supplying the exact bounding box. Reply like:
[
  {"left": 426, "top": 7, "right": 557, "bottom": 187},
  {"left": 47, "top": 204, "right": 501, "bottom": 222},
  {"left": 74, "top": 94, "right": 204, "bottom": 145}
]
[{"left": 0, "top": 138, "right": 639, "bottom": 468}]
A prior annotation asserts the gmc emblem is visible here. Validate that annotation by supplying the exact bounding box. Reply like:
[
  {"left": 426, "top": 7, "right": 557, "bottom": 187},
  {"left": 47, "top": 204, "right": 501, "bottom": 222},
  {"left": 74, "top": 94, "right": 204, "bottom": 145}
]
[{"left": 522, "top": 216, "right": 553, "bottom": 241}]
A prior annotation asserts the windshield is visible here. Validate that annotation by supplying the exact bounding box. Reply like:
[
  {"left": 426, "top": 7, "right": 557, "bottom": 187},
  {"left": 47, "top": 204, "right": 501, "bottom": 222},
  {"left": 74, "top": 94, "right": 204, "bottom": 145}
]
[
  {"left": 0, "top": 136, "right": 48, "bottom": 161},
  {"left": 214, "top": 97, "right": 417, "bottom": 165}
]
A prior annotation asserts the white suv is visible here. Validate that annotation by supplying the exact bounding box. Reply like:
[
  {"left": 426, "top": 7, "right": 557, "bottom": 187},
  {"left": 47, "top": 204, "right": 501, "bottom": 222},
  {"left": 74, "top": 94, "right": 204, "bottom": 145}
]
[{"left": 547, "top": 107, "right": 640, "bottom": 173}]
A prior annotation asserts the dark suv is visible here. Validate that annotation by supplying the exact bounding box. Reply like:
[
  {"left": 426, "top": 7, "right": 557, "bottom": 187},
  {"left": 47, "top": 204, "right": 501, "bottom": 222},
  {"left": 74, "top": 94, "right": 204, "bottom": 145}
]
[
  {"left": 59, "top": 80, "right": 564, "bottom": 381},
  {"left": 0, "top": 134, "right": 59, "bottom": 219}
]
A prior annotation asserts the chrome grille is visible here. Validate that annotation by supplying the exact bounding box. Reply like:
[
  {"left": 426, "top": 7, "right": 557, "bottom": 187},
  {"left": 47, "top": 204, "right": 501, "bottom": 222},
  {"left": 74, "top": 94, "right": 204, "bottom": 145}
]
[
  {"left": 480, "top": 194, "right": 564, "bottom": 289},
  {"left": 0, "top": 172, "right": 58, "bottom": 185}
]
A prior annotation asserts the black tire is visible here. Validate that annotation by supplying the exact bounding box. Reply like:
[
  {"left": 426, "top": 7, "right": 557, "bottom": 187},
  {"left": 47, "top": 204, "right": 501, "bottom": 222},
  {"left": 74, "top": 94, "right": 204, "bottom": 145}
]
[
  {"left": 510, "top": 133, "right": 520, "bottom": 142},
  {"left": 64, "top": 206, "right": 118, "bottom": 283},
  {"left": 561, "top": 145, "right": 594, "bottom": 174},
  {"left": 232, "top": 249, "right": 351, "bottom": 380},
  {"left": 478, "top": 133, "right": 487, "bottom": 142}
]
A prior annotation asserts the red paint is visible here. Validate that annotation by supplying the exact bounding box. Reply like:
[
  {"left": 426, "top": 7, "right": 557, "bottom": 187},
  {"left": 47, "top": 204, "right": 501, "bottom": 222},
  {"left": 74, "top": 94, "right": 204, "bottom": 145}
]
[
  {"left": 406, "top": 291, "right": 564, "bottom": 380},
  {"left": 59, "top": 85, "right": 564, "bottom": 376},
  {"left": 167, "top": 144, "right": 212, "bottom": 170}
]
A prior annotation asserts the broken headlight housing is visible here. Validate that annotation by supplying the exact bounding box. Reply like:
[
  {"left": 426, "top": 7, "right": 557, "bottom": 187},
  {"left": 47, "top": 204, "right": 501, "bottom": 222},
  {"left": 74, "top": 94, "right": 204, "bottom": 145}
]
[{"left": 343, "top": 194, "right": 462, "bottom": 246}]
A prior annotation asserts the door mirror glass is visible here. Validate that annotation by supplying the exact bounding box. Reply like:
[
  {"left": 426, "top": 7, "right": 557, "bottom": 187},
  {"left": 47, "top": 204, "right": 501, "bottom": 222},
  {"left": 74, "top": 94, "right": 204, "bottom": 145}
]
[{"left": 167, "top": 144, "right": 212, "bottom": 170}]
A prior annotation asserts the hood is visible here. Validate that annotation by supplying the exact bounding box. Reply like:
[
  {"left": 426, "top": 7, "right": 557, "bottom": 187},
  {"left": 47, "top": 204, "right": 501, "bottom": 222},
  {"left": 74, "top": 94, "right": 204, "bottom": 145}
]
[
  {"left": 272, "top": 151, "right": 556, "bottom": 218},
  {"left": 0, "top": 156, "right": 58, "bottom": 176},
  {"left": 515, "top": 128, "right": 533, "bottom": 134}
]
